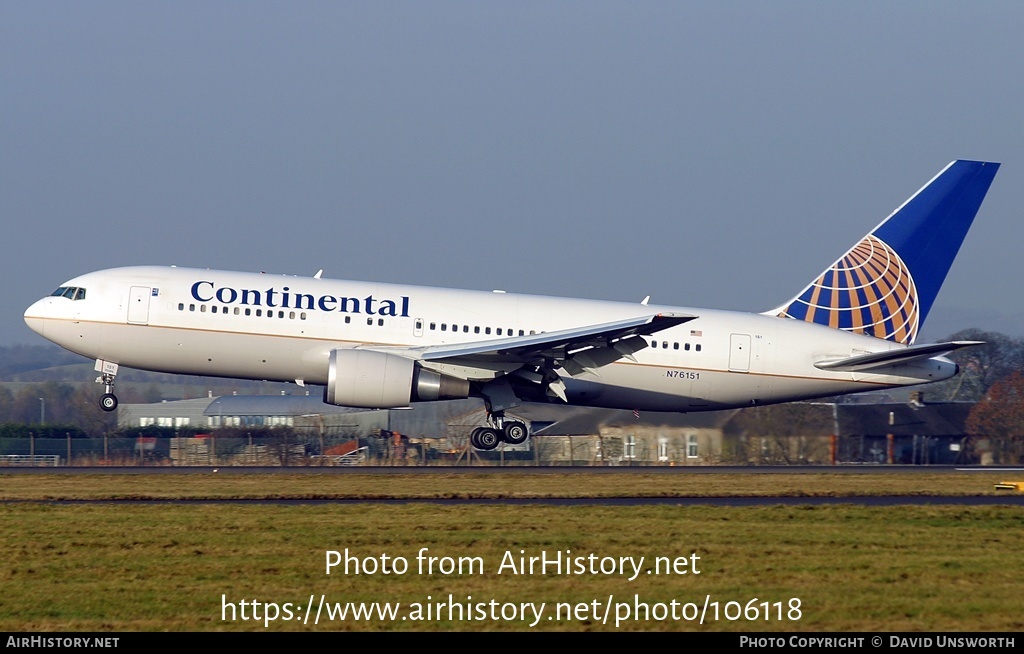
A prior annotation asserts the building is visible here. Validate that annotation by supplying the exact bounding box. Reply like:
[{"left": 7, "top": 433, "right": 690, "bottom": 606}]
[
  {"left": 835, "top": 399, "right": 973, "bottom": 465},
  {"left": 115, "top": 393, "right": 980, "bottom": 466}
]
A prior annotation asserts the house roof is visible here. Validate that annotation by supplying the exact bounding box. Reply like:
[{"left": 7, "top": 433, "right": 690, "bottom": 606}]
[
  {"left": 835, "top": 402, "right": 972, "bottom": 437},
  {"left": 204, "top": 394, "right": 364, "bottom": 417},
  {"left": 527, "top": 406, "right": 737, "bottom": 436}
]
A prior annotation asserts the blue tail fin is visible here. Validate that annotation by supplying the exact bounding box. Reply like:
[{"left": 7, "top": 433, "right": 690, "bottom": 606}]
[{"left": 769, "top": 160, "right": 999, "bottom": 344}]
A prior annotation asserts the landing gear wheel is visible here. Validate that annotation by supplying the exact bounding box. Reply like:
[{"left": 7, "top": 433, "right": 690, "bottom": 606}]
[
  {"left": 475, "top": 427, "right": 500, "bottom": 451},
  {"left": 469, "top": 427, "right": 483, "bottom": 449},
  {"left": 100, "top": 393, "right": 118, "bottom": 412},
  {"left": 502, "top": 421, "right": 529, "bottom": 445}
]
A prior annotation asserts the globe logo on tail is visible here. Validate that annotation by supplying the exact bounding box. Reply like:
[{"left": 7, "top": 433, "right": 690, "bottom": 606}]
[{"left": 776, "top": 234, "right": 919, "bottom": 344}]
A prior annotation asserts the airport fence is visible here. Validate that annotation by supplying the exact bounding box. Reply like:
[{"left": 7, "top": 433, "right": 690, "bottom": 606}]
[{"left": 0, "top": 434, "right": 534, "bottom": 467}]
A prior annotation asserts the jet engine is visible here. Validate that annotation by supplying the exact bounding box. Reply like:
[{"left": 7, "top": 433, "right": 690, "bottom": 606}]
[{"left": 324, "top": 348, "right": 470, "bottom": 408}]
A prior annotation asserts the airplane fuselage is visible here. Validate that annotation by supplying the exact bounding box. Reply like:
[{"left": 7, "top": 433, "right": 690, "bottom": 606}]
[{"left": 23, "top": 265, "right": 956, "bottom": 413}]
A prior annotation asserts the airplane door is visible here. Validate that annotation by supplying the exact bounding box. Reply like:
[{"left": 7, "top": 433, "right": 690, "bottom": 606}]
[
  {"left": 729, "top": 333, "right": 751, "bottom": 372},
  {"left": 127, "top": 286, "right": 151, "bottom": 324}
]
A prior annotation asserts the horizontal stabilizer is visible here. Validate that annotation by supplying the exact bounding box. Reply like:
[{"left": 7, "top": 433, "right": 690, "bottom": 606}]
[{"left": 814, "top": 341, "right": 983, "bottom": 372}]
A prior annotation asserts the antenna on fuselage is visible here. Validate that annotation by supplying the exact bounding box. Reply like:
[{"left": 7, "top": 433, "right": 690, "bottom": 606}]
[{"left": 314, "top": 269, "right": 323, "bottom": 279}]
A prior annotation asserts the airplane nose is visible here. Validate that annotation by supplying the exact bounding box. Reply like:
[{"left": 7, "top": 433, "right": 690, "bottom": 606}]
[{"left": 24, "top": 299, "right": 47, "bottom": 337}]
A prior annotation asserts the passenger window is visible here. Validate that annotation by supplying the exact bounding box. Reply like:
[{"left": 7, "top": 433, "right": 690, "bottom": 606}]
[
  {"left": 696, "top": 344, "right": 702, "bottom": 352},
  {"left": 497, "top": 328, "right": 503, "bottom": 336}
]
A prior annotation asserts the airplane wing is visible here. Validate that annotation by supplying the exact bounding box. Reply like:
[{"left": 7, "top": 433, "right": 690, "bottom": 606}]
[
  {"left": 375, "top": 312, "right": 696, "bottom": 378},
  {"left": 351, "top": 312, "right": 696, "bottom": 406},
  {"left": 418, "top": 311, "right": 697, "bottom": 400},
  {"left": 813, "top": 341, "right": 983, "bottom": 373},
  {"left": 417, "top": 312, "right": 694, "bottom": 361}
]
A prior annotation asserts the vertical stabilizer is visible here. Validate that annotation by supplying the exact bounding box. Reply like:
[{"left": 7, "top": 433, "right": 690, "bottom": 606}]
[{"left": 769, "top": 160, "right": 999, "bottom": 344}]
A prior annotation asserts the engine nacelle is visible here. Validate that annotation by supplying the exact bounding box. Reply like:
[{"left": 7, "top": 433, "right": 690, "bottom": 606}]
[{"left": 324, "top": 348, "right": 470, "bottom": 408}]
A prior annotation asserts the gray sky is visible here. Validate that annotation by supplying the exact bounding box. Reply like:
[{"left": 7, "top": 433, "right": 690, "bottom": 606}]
[{"left": 3, "top": 2, "right": 1022, "bottom": 346}]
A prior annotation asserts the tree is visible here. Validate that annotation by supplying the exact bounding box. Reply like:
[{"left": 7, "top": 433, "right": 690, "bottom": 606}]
[
  {"left": 966, "top": 372, "right": 1024, "bottom": 465},
  {"left": 927, "top": 329, "right": 1024, "bottom": 402},
  {"left": 68, "top": 384, "right": 118, "bottom": 435},
  {"left": 0, "top": 386, "right": 13, "bottom": 422},
  {"left": 728, "top": 403, "right": 833, "bottom": 464},
  {"left": 11, "top": 386, "right": 45, "bottom": 424}
]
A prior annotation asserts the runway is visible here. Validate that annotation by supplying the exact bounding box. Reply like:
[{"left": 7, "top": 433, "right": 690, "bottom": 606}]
[{"left": 3, "top": 465, "right": 1023, "bottom": 506}]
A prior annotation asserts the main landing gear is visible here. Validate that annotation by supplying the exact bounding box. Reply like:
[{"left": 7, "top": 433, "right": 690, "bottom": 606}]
[
  {"left": 95, "top": 360, "right": 119, "bottom": 412},
  {"left": 469, "top": 412, "right": 529, "bottom": 451}
]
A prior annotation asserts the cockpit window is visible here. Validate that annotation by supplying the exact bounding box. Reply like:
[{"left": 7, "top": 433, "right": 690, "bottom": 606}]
[{"left": 50, "top": 286, "right": 86, "bottom": 300}]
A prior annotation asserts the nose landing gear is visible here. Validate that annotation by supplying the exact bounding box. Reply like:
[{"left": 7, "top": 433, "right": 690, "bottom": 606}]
[
  {"left": 95, "top": 360, "right": 119, "bottom": 412},
  {"left": 100, "top": 392, "right": 118, "bottom": 412}
]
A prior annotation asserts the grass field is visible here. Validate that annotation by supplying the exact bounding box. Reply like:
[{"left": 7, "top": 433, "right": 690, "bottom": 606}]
[
  {"left": 1, "top": 470, "right": 1022, "bottom": 632},
  {"left": 0, "top": 469, "right": 1020, "bottom": 500}
]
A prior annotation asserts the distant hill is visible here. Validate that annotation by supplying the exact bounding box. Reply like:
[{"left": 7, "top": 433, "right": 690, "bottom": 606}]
[
  {"left": 0, "top": 345, "right": 90, "bottom": 379},
  {"left": 0, "top": 345, "right": 296, "bottom": 401}
]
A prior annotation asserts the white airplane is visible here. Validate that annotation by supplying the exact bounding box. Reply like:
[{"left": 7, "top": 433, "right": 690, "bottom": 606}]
[{"left": 25, "top": 160, "right": 999, "bottom": 450}]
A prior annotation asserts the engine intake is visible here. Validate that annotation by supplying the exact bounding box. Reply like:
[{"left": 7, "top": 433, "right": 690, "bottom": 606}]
[{"left": 324, "top": 349, "right": 470, "bottom": 408}]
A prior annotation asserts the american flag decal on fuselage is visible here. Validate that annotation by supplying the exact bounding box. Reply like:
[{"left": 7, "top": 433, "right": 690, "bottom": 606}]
[{"left": 776, "top": 234, "right": 919, "bottom": 345}]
